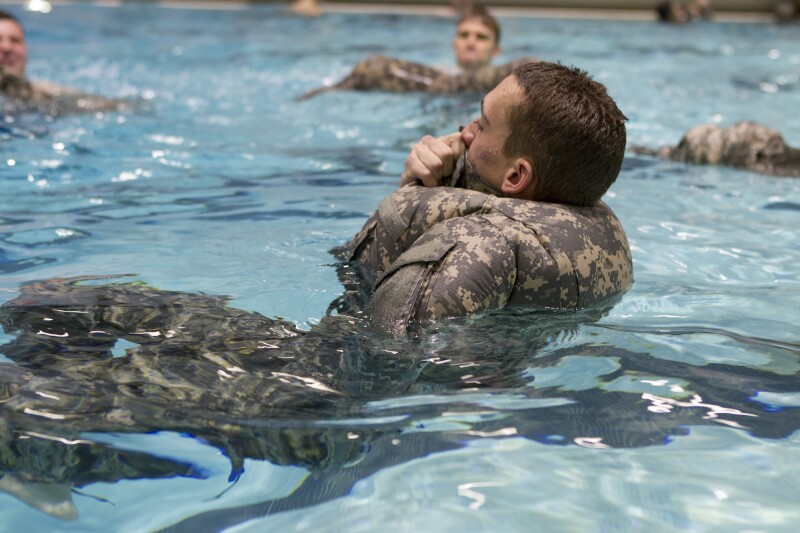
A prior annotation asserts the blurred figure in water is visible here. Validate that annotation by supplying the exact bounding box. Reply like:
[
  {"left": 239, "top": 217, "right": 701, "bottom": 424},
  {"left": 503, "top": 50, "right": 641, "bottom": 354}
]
[
  {"left": 0, "top": 10, "right": 26, "bottom": 77},
  {"left": 773, "top": 1, "right": 798, "bottom": 23},
  {"left": 300, "top": 6, "right": 537, "bottom": 99},
  {"left": 630, "top": 120, "right": 800, "bottom": 177},
  {"left": 289, "top": 0, "right": 321, "bottom": 17},
  {"left": 1, "top": 9, "right": 75, "bottom": 98},
  {"left": 1, "top": 9, "right": 39, "bottom": 99},
  {"left": 655, "top": 0, "right": 712, "bottom": 23},
  {"left": 0, "top": 9, "right": 132, "bottom": 114},
  {"left": 451, "top": 4, "right": 501, "bottom": 72},
  {"left": 686, "top": 0, "right": 713, "bottom": 20}
]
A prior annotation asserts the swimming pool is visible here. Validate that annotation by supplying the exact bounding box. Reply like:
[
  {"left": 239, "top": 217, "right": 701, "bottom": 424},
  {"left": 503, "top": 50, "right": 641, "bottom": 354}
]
[{"left": 1, "top": 3, "right": 799, "bottom": 531}]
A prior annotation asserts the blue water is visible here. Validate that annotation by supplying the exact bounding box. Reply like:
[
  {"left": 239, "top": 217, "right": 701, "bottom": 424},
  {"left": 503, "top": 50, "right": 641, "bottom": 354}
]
[{"left": 1, "top": 3, "right": 799, "bottom": 532}]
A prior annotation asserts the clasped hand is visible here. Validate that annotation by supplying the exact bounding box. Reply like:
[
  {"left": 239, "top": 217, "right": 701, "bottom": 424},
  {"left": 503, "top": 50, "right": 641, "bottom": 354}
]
[{"left": 400, "top": 132, "right": 465, "bottom": 188}]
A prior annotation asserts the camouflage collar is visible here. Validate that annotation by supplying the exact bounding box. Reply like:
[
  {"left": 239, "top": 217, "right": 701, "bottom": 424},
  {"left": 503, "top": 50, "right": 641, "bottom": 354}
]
[{"left": 449, "top": 151, "right": 504, "bottom": 197}]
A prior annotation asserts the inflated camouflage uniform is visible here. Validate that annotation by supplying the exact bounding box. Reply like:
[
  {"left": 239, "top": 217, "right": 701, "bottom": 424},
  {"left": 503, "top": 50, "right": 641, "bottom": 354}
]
[
  {"left": 635, "top": 120, "right": 800, "bottom": 177},
  {"left": 300, "top": 55, "right": 539, "bottom": 99},
  {"left": 337, "top": 154, "right": 633, "bottom": 335}
]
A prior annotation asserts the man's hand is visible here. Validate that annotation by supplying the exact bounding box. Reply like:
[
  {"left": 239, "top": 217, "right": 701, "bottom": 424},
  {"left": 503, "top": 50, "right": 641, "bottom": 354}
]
[{"left": 400, "top": 132, "right": 465, "bottom": 188}]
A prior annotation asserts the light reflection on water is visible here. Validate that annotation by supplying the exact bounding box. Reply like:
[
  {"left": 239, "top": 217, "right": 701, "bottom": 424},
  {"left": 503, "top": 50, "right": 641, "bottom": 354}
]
[{"left": 0, "top": 3, "right": 799, "bottom": 531}]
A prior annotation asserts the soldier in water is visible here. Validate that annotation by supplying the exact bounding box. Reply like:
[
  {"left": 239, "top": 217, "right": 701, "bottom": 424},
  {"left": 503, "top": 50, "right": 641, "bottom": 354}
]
[
  {"left": 0, "top": 62, "right": 638, "bottom": 516},
  {"left": 299, "top": 6, "right": 538, "bottom": 99},
  {"left": 336, "top": 61, "right": 634, "bottom": 335},
  {"left": 632, "top": 120, "right": 800, "bottom": 177},
  {"left": 0, "top": 10, "right": 132, "bottom": 115}
]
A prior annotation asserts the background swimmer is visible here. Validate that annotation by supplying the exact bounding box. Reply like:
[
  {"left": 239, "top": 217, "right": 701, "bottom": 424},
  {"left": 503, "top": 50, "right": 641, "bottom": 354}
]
[
  {"left": 632, "top": 120, "right": 800, "bottom": 177},
  {"left": 452, "top": 5, "right": 501, "bottom": 72},
  {"left": 0, "top": 9, "right": 133, "bottom": 115},
  {"left": 299, "top": 6, "right": 537, "bottom": 99},
  {"left": 288, "top": 0, "right": 321, "bottom": 17}
]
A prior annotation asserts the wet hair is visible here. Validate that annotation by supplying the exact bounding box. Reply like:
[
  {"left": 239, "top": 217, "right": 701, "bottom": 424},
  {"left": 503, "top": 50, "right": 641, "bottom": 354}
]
[
  {"left": 457, "top": 5, "right": 501, "bottom": 45},
  {"left": 0, "top": 10, "right": 23, "bottom": 31},
  {"left": 503, "top": 62, "right": 628, "bottom": 207}
]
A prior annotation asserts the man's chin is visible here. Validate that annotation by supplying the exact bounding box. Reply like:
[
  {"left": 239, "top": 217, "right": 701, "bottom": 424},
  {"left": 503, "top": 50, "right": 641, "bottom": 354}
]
[
  {"left": 458, "top": 59, "right": 488, "bottom": 71},
  {"left": 0, "top": 64, "right": 23, "bottom": 76}
]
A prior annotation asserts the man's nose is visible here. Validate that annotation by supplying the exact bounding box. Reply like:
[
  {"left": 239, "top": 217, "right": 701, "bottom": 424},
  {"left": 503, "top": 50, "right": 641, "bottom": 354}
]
[{"left": 461, "top": 121, "right": 476, "bottom": 146}]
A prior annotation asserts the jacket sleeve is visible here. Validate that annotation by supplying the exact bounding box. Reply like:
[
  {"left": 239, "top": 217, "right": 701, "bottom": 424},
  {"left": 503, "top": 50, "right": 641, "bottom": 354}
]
[{"left": 366, "top": 216, "right": 517, "bottom": 336}]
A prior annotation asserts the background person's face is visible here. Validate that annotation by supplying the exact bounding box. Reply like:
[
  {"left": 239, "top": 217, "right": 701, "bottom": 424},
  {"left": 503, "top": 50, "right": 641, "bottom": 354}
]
[
  {"left": 0, "top": 19, "right": 27, "bottom": 76},
  {"left": 452, "top": 19, "right": 498, "bottom": 71}
]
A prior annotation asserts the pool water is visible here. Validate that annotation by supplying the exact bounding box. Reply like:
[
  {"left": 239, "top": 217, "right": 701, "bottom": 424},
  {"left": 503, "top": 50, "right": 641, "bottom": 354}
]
[{"left": 1, "top": 3, "right": 799, "bottom": 532}]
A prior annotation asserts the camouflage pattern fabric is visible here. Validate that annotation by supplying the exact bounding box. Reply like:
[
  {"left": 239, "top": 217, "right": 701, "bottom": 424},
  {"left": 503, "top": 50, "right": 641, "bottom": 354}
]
[
  {"left": 0, "top": 276, "right": 397, "bottom": 505},
  {"left": 299, "top": 55, "right": 539, "bottom": 99},
  {"left": 0, "top": 67, "right": 35, "bottom": 100},
  {"left": 633, "top": 120, "right": 800, "bottom": 177},
  {"left": 4, "top": 278, "right": 798, "bottom": 520},
  {"left": 340, "top": 174, "right": 633, "bottom": 335},
  {"left": 0, "top": 275, "right": 566, "bottom": 511},
  {"left": 1, "top": 67, "right": 134, "bottom": 116}
]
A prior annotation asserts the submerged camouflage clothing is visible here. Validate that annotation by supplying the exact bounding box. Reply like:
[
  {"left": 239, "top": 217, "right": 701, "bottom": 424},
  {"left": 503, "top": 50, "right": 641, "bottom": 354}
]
[
  {"left": 635, "top": 120, "right": 800, "bottom": 177},
  {"left": 1, "top": 66, "right": 133, "bottom": 116},
  {"left": 340, "top": 179, "right": 633, "bottom": 334},
  {"left": 0, "top": 67, "right": 34, "bottom": 100},
  {"left": 300, "top": 55, "right": 539, "bottom": 99}
]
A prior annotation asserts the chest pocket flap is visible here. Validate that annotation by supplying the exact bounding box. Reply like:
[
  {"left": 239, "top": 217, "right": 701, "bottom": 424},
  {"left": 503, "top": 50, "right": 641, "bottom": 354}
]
[{"left": 374, "top": 229, "right": 458, "bottom": 289}]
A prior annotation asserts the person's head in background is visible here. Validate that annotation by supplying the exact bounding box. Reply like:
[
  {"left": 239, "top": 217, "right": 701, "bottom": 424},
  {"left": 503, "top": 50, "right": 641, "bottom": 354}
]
[
  {"left": 773, "top": 1, "right": 798, "bottom": 23},
  {"left": 654, "top": 1, "right": 689, "bottom": 23},
  {"left": 0, "top": 10, "right": 27, "bottom": 77},
  {"left": 453, "top": 6, "right": 500, "bottom": 71},
  {"left": 288, "top": 0, "right": 321, "bottom": 17}
]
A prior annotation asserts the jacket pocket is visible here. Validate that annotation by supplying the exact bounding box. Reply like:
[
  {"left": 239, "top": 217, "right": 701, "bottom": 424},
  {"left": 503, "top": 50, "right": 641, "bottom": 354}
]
[{"left": 374, "top": 231, "right": 458, "bottom": 289}]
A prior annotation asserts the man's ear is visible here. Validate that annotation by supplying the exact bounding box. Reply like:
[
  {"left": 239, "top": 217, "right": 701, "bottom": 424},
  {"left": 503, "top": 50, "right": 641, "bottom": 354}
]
[
  {"left": 492, "top": 45, "right": 501, "bottom": 58},
  {"left": 501, "top": 158, "right": 536, "bottom": 199}
]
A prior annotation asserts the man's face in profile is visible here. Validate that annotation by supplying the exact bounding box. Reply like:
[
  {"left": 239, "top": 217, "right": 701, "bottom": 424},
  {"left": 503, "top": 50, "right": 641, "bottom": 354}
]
[
  {"left": 460, "top": 75, "right": 522, "bottom": 195},
  {"left": 453, "top": 18, "right": 499, "bottom": 71},
  {"left": 0, "top": 19, "right": 27, "bottom": 77}
]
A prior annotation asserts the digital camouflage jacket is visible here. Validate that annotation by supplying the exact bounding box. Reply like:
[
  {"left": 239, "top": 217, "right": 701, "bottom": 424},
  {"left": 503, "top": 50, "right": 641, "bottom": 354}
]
[{"left": 340, "top": 182, "right": 633, "bottom": 334}]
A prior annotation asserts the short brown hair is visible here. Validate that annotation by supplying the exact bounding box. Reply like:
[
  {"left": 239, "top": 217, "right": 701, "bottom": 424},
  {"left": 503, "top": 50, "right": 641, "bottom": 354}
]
[
  {"left": 504, "top": 62, "right": 627, "bottom": 206},
  {"left": 0, "top": 10, "right": 23, "bottom": 29},
  {"left": 457, "top": 6, "right": 501, "bottom": 45}
]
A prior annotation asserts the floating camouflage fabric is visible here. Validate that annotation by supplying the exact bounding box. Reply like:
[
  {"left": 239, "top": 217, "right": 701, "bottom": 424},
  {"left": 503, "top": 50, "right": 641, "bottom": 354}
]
[
  {"left": 339, "top": 177, "right": 633, "bottom": 334},
  {"left": 299, "top": 55, "right": 539, "bottom": 99},
  {"left": 0, "top": 275, "right": 306, "bottom": 371},
  {"left": 0, "top": 67, "right": 35, "bottom": 99},
  {"left": 6, "top": 276, "right": 795, "bottom": 521},
  {"left": 1, "top": 67, "right": 135, "bottom": 116},
  {"left": 633, "top": 120, "right": 800, "bottom": 177},
  {"left": 0, "top": 276, "right": 392, "bottom": 502}
]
